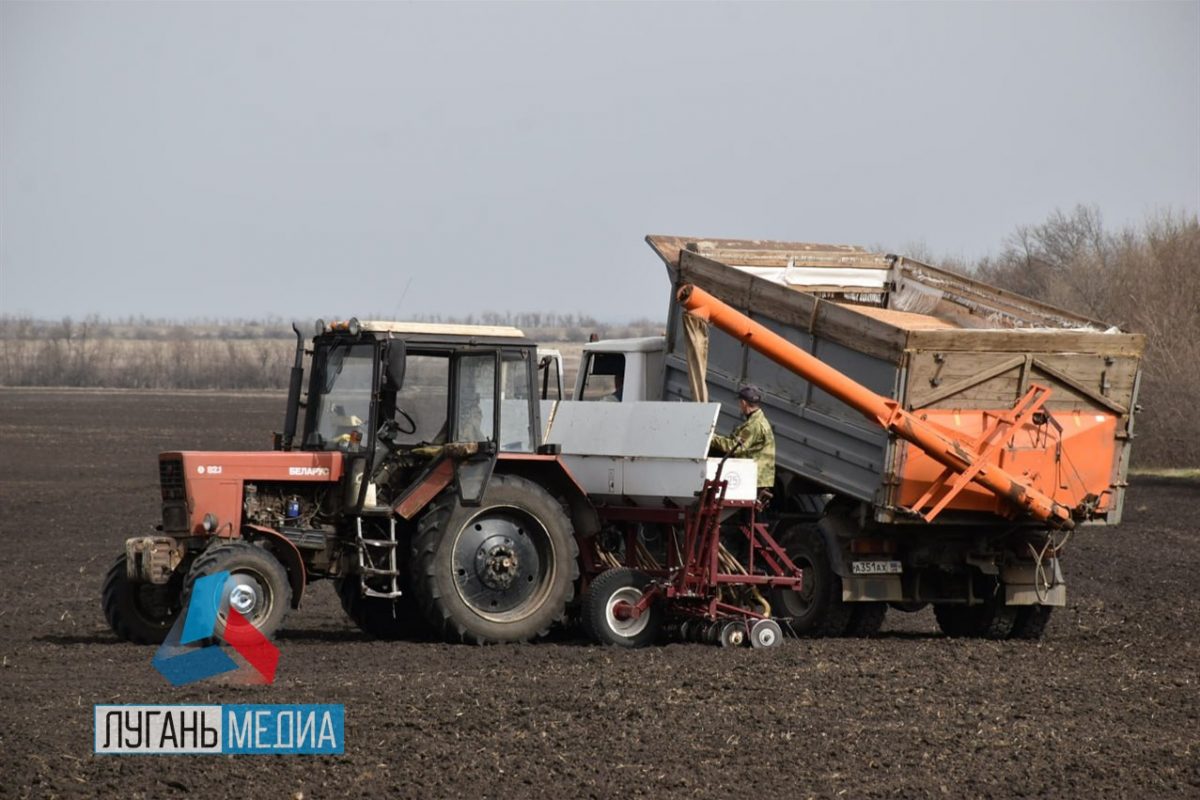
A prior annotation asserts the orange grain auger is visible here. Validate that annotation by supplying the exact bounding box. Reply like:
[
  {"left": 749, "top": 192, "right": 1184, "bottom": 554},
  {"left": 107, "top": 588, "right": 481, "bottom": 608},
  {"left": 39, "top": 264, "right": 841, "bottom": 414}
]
[{"left": 678, "top": 284, "right": 1079, "bottom": 530}]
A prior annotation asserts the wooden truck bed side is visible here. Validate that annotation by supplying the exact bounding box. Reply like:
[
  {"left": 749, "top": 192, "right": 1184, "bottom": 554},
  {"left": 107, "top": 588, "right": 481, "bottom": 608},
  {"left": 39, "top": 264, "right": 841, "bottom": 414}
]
[{"left": 648, "top": 235, "right": 1146, "bottom": 527}]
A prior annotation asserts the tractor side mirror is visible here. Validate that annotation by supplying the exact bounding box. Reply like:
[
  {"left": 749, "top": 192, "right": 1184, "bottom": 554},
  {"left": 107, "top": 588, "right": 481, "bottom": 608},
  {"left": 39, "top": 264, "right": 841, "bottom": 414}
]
[{"left": 385, "top": 341, "right": 407, "bottom": 391}]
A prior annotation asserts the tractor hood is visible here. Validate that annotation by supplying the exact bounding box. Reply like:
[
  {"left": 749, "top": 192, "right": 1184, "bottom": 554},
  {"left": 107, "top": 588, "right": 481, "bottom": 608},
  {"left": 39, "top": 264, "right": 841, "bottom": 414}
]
[{"left": 162, "top": 451, "right": 345, "bottom": 482}]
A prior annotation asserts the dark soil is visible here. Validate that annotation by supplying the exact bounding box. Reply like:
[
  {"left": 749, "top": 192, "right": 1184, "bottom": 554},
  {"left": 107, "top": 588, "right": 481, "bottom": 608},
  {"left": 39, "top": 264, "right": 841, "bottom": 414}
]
[{"left": 1, "top": 389, "right": 1197, "bottom": 799}]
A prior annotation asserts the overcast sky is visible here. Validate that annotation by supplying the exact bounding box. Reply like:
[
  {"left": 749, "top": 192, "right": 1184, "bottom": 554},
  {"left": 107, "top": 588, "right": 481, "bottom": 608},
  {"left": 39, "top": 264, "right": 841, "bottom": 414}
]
[{"left": 2, "top": 1, "right": 1197, "bottom": 322}]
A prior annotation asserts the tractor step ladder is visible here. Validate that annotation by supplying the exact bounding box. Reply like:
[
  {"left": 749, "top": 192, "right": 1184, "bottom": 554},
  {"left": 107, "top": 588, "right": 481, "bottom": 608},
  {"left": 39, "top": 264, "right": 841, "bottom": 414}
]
[{"left": 355, "top": 516, "right": 403, "bottom": 599}]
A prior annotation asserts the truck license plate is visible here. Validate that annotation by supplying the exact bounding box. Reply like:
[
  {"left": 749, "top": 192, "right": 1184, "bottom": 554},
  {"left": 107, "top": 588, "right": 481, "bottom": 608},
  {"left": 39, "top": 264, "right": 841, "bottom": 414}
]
[{"left": 852, "top": 560, "right": 902, "bottom": 575}]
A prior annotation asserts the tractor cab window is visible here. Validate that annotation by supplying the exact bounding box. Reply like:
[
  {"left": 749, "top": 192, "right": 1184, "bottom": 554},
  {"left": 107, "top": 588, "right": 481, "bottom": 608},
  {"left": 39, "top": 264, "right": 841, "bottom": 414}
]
[
  {"left": 306, "top": 343, "right": 376, "bottom": 451},
  {"left": 455, "top": 354, "right": 496, "bottom": 443},
  {"left": 387, "top": 353, "right": 450, "bottom": 447},
  {"left": 580, "top": 352, "right": 625, "bottom": 402},
  {"left": 500, "top": 349, "right": 534, "bottom": 452}
]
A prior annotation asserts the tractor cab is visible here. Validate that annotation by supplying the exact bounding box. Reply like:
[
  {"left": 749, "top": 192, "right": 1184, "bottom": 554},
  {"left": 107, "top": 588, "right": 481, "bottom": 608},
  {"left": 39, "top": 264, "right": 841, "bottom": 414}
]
[{"left": 287, "top": 319, "right": 544, "bottom": 511}]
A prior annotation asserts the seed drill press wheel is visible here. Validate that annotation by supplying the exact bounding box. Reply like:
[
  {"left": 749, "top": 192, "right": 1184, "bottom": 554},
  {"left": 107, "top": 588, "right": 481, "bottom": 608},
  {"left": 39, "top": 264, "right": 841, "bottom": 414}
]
[
  {"left": 719, "top": 621, "right": 747, "bottom": 647},
  {"left": 749, "top": 618, "right": 783, "bottom": 648},
  {"left": 583, "top": 567, "right": 663, "bottom": 647}
]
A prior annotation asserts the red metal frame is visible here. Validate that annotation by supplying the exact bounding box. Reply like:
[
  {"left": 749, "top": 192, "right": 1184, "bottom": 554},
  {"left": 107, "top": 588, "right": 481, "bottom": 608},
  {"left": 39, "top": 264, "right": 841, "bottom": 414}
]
[{"left": 593, "top": 466, "right": 805, "bottom": 627}]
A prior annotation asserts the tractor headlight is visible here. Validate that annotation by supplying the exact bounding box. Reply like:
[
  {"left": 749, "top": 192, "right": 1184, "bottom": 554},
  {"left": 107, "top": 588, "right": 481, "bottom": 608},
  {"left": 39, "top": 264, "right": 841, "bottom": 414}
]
[{"left": 202, "top": 513, "right": 218, "bottom": 533}]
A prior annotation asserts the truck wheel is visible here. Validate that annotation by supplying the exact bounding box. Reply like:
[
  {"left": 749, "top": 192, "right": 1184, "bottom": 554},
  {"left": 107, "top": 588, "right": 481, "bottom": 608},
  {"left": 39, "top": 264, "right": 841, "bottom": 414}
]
[
  {"left": 844, "top": 602, "right": 887, "bottom": 637},
  {"left": 411, "top": 474, "right": 579, "bottom": 644},
  {"left": 184, "top": 542, "right": 292, "bottom": 639},
  {"left": 1010, "top": 605, "right": 1054, "bottom": 640},
  {"left": 889, "top": 601, "right": 928, "bottom": 613},
  {"left": 102, "top": 554, "right": 182, "bottom": 644},
  {"left": 583, "top": 567, "right": 662, "bottom": 647},
  {"left": 933, "top": 605, "right": 971, "bottom": 637},
  {"left": 934, "top": 599, "right": 1017, "bottom": 639},
  {"left": 767, "top": 523, "right": 852, "bottom": 636},
  {"left": 336, "top": 578, "right": 430, "bottom": 640}
]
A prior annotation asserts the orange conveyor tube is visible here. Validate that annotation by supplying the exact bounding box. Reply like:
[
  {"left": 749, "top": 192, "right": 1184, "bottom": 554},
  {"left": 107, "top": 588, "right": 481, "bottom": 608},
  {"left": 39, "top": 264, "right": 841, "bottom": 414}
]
[{"left": 677, "top": 284, "right": 1075, "bottom": 530}]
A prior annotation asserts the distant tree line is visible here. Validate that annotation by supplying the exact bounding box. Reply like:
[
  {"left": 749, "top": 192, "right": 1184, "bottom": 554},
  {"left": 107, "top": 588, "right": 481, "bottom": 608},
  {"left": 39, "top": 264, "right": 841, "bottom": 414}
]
[
  {"left": 0, "top": 313, "right": 661, "bottom": 344},
  {"left": 0, "top": 335, "right": 294, "bottom": 390},
  {"left": 967, "top": 207, "right": 1198, "bottom": 468},
  {"left": 1, "top": 207, "right": 1194, "bottom": 465},
  {"left": 0, "top": 316, "right": 661, "bottom": 391}
]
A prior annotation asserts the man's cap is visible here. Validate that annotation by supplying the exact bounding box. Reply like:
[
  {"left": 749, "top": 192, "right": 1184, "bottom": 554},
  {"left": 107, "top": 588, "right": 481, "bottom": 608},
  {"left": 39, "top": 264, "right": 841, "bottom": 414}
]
[{"left": 738, "top": 384, "right": 762, "bottom": 404}]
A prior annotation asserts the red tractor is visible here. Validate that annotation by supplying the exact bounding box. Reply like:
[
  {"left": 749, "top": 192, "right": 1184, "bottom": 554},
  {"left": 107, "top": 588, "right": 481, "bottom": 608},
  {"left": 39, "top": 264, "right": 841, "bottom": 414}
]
[{"left": 103, "top": 320, "right": 594, "bottom": 645}]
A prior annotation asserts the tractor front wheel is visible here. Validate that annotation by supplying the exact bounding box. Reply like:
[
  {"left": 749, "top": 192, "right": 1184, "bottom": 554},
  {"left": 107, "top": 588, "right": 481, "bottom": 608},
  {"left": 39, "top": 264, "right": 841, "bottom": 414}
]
[
  {"left": 102, "top": 554, "right": 182, "bottom": 644},
  {"left": 184, "top": 542, "right": 292, "bottom": 640}
]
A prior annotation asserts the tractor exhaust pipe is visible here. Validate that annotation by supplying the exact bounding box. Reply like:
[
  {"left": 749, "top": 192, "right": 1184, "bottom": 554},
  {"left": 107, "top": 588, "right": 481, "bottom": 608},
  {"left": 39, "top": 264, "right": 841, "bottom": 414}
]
[{"left": 280, "top": 323, "right": 306, "bottom": 451}]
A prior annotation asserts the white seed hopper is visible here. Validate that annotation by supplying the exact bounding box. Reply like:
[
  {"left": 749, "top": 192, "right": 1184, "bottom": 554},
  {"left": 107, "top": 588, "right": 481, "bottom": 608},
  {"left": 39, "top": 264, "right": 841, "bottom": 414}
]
[{"left": 542, "top": 401, "right": 758, "bottom": 508}]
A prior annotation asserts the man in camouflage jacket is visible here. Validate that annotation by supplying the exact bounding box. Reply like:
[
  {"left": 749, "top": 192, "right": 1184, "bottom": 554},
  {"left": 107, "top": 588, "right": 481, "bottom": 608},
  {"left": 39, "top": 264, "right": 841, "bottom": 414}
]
[{"left": 709, "top": 384, "right": 775, "bottom": 489}]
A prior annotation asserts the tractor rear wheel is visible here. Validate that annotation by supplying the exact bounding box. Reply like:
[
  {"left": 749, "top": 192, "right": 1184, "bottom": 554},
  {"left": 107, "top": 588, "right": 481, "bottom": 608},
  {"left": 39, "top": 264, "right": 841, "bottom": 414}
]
[
  {"left": 336, "top": 579, "right": 430, "bottom": 640},
  {"left": 184, "top": 542, "right": 292, "bottom": 640},
  {"left": 411, "top": 474, "right": 579, "bottom": 644},
  {"left": 767, "top": 522, "right": 852, "bottom": 636},
  {"left": 102, "top": 554, "right": 182, "bottom": 644}
]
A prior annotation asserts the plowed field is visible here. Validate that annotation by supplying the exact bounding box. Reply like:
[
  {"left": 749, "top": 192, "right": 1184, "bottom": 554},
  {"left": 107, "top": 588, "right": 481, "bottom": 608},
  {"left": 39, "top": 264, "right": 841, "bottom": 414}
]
[{"left": 1, "top": 389, "right": 1196, "bottom": 798}]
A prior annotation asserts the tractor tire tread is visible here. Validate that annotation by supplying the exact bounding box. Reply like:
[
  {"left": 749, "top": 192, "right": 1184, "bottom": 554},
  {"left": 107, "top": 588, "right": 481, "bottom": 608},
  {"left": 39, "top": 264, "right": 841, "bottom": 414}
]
[
  {"left": 183, "top": 541, "right": 292, "bottom": 638},
  {"left": 102, "top": 554, "right": 180, "bottom": 645},
  {"left": 583, "top": 567, "right": 661, "bottom": 647},
  {"left": 337, "top": 578, "right": 431, "bottom": 641},
  {"left": 411, "top": 474, "right": 579, "bottom": 645}
]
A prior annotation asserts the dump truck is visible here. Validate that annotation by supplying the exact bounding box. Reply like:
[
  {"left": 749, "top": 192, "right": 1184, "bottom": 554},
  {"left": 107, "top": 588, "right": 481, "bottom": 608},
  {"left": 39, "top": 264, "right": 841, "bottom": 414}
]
[{"left": 573, "top": 235, "right": 1146, "bottom": 639}]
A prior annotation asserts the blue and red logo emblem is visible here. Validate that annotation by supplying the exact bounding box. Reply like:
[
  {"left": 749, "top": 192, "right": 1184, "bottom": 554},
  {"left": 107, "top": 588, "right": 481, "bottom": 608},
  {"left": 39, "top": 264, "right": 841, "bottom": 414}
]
[{"left": 152, "top": 571, "right": 280, "bottom": 686}]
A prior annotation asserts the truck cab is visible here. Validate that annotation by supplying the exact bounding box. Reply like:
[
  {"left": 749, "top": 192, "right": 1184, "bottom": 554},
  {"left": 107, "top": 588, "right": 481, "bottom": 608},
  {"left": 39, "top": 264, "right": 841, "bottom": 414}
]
[{"left": 572, "top": 336, "right": 665, "bottom": 402}]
